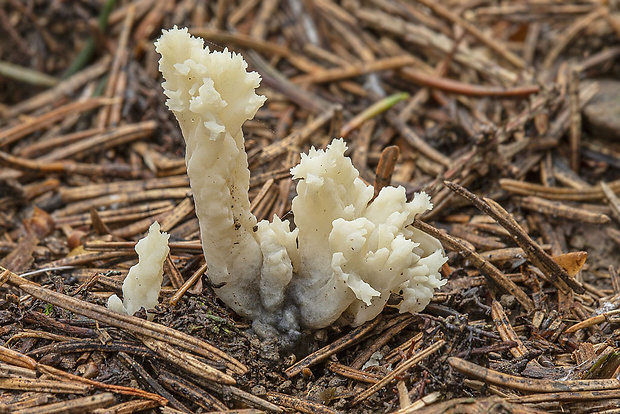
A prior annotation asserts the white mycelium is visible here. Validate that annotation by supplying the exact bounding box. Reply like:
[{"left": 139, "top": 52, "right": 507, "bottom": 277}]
[
  {"left": 156, "top": 27, "right": 447, "bottom": 340},
  {"left": 108, "top": 222, "right": 170, "bottom": 317}
]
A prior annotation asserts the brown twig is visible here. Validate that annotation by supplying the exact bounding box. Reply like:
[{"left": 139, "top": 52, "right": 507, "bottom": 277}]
[
  {"left": 373, "top": 145, "right": 400, "bottom": 200},
  {"left": 414, "top": 0, "right": 525, "bottom": 69},
  {"left": 0, "top": 98, "right": 114, "bottom": 148},
  {"left": 266, "top": 392, "right": 337, "bottom": 414},
  {"left": 0, "top": 266, "right": 247, "bottom": 375},
  {"left": 352, "top": 340, "right": 445, "bottom": 405},
  {"left": 542, "top": 7, "right": 607, "bottom": 70},
  {"left": 449, "top": 357, "right": 620, "bottom": 392},
  {"left": 517, "top": 196, "right": 610, "bottom": 224},
  {"left": 399, "top": 67, "right": 539, "bottom": 98},
  {"left": 444, "top": 181, "right": 585, "bottom": 294},
  {"left": 284, "top": 317, "right": 382, "bottom": 378},
  {"left": 412, "top": 219, "right": 535, "bottom": 311},
  {"left": 169, "top": 261, "right": 207, "bottom": 307}
]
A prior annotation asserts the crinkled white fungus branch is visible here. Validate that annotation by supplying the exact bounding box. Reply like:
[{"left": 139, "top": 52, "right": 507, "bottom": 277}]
[
  {"left": 291, "top": 140, "right": 447, "bottom": 328},
  {"left": 155, "top": 27, "right": 266, "bottom": 320},
  {"left": 107, "top": 222, "right": 169, "bottom": 317},
  {"left": 156, "top": 27, "right": 447, "bottom": 340}
]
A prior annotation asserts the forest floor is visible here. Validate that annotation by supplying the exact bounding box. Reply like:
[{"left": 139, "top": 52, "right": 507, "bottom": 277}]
[{"left": 1, "top": 1, "right": 620, "bottom": 413}]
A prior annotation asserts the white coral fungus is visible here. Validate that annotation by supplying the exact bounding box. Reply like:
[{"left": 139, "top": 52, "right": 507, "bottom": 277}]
[{"left": 156, "top": 27, "right": 447, "bottom": 340}]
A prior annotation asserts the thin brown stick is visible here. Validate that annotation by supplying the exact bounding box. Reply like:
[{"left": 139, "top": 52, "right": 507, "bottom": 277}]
[
  {"left": 0, "top": 98, "right": 113, "bottom": 148},
  {"left": 84, "top": 240, "right": 202, "bottom": 253},
  {"left": 90, "top": 399, "right": 160, "bottom": 414},
  {"left": 55, "top": 188, "right": 190, "bottom": 217},
  {"left": 500, "top": 178, "right": 620, "bottom": 201},
  {"left": 13, "top": 393, "right": 116, "bottom": 413},
  {"left": 399, "top": 67, "right": 539, "bottom": 98},
  {"left": 59, "top": 175, "right": 189, "bottom": 203},
  {"left": 509, "top": 388, "right": 620, "bottom": 404},
  {"left": 159, "top": 197, "right": 194, "bottom": 232},
  {"left": 0, "top": 345, "right": 167, "bottom": 404},
  {"left": 5, "top": 57, "right": 110, "bottom": 117},
  {"left": 601, "top": 182, "right": 620, "bottom": 225},
  {"left": 266, "top": 392, "right": 337, "bottom": 414},
  {"left": 386, "top": 112, "right": 451, "bottom": 167},
  {"left": 0, "top": 150, "right": 141, "bottom": 177},
  {"left": 356, "top": 8, "right": 516, "bottom": 84},
  {"left": 412, "top": 219, "right": 535, "bottom": 311},
  {"left": 292, "top": 55, "right": 416, "bottom": 84},
  {"left": 373, "top": 145, "right": 400, "bottom": 200},
  {"left": 352, "top": 340, "right": 445, "bottom": 405},
  {"left": 284, "top": 317, "right": 381, "bottom": 378},
  {"left": 244, "top": 50, "right": 331, "bottom": 114},
  {"left": 97, "top": 5, "right": 134, "bottom": 128},
  {"left": 350, "top": 315, "right": 414, "bottom": 370},
  {"left": 158, "top": 370, "right": 227, "bottom": 411},
  {"left": 542, "top": 7, "right": 606, "bottom": 70},
  {"left": 414, "top": 0, "right": 525, "bottom": 69},
  {"left": 491, "top": 300, "right": 529, "bottom": 358},
  {"left": 163, "top": 253, "right": 184, "bottom": 289},
  {"left": 38, "top": 121, "right": 157, "bottom": 161},
  {"left": 568, "top": 68, "right": 581, "bottom": 172},
  {"left": 169, "top": 261, "right": 207, "bottom": 307},
  {"left": 564, "top": 309, "right": 620, "bottom": 334},
  {"left": 444, "top": 181, "right": 585, "bottom": 294},
  {"left": 327, "top": 362, "right": 382, "bottom": 383},
  {"left": 253, "top": 105, "right": 341, "bottom": 166},
  {"left": 0, "top": 267, "right": 247, "bottom": 375},
  {"left": 449, "top": 357, "right": 620, "bottom": 392},
  {"left": 140, "top": 336, "right": 236, "bottom": 385},
  {"left": 518, "top": 196, "right": 610, "bottom": 224},
  {"left": 247, "top": 0, "right": 274, "bottom": 38}
]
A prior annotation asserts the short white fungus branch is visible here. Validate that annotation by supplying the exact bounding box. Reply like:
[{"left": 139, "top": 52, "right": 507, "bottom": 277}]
[
  {"left": 156, "top": 27, "right": 447, "bottom": 340},
  {"left": 107, "top": 221, "right": 170, "bottom": 317}
]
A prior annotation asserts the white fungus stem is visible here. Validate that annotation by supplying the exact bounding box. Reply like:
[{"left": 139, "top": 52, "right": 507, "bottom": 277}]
[{"left": 155, "top": 27, "right": 266, "bottom": 319}]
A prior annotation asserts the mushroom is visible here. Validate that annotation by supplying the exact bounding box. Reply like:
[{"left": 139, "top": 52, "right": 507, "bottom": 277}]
[{"left": 156, "top": 27, "right": 447, "bottom": 340}]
